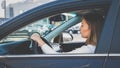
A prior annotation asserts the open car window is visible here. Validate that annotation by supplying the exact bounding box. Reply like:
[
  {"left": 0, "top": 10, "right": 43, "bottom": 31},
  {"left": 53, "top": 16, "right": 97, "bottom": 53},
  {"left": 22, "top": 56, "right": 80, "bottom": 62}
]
[
  {"left": 0, "top": 6, "right": 110, "bottom": 55},
  {"left": 0, "top": 13, "right": 76, "bottom": 43}
]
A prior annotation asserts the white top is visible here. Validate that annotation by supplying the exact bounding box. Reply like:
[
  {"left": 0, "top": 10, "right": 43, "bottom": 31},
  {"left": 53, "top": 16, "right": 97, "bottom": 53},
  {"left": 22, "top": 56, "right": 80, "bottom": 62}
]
[{"left": 41, "top": 44, "right": 96, "bottom": 54}]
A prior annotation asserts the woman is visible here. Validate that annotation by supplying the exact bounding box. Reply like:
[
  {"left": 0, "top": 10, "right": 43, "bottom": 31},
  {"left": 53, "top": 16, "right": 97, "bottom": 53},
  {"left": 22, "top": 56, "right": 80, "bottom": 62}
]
[{"left": 31, "top": 12, "right": 104, "bottom": 54}]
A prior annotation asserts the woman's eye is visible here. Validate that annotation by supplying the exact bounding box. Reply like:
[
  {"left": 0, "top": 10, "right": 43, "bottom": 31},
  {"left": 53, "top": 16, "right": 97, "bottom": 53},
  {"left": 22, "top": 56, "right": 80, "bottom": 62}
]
[{"left": 81, "top": 25, "right": 83, "bottom": 27}]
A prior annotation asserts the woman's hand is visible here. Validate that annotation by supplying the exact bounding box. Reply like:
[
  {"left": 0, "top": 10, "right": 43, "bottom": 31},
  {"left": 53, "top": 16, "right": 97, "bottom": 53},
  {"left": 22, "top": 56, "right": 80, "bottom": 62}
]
[{"left": 30, "top": 33, "right": 45, "bottom": 46}]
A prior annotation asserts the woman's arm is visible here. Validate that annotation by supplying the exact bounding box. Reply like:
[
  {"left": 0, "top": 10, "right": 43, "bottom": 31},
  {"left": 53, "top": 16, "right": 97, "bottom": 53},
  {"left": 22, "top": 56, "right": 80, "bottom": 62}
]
[
  {"left": 30, "top": 33, "right": 59, "bottom": 54},
  {"left": 41, "top": 44, "right": 59, "bottom": 54},
  {"left": 31, "top": 33, "right": 95, "bottom": 54}
]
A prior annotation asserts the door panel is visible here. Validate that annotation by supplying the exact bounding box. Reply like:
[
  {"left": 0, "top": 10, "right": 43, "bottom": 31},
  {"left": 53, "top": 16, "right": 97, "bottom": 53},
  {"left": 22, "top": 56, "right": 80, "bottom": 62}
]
[
  {"left": 0, "top": 54, "right": 106, "bottom": 68},
  {"left": 105, "top": 55, "right": 120, "bottom": 68},
  {"left": 0, "top": 40, "right": 32, "bottom": 55}
]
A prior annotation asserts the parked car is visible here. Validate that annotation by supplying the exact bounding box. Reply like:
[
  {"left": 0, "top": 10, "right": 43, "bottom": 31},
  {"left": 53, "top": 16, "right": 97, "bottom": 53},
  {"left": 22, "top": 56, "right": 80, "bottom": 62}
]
[{"left": 0, "top": 0, "right": 120, "bottom": 68}]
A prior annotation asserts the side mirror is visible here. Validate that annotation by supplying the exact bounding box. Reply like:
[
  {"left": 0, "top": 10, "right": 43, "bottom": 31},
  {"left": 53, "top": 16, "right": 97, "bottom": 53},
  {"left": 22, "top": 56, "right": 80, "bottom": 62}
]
[
  {"left": 52, "top": 32, "right": 73, "bottom": 43},
  {"left": 63, "top": 32, "right": 73, "bottom": 42},
  {"left": 49, "top": 14, "right": 66, "bottom": 21}
]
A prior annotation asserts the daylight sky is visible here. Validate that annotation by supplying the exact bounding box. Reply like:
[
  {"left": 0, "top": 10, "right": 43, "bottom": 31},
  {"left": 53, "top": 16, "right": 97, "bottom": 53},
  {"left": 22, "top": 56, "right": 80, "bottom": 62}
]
[
  {"left": 0, "top": 0, "right": 55, "bottom": 18},
  {"left": 0, "top": 0, "right": 23, "bottom": 18}
]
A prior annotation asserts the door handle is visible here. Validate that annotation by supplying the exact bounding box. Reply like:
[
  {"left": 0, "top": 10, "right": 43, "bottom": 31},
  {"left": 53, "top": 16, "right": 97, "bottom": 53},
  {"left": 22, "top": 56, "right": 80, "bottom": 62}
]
[{"left": 80, "top": 64, "right": 90, "bottom": 68}]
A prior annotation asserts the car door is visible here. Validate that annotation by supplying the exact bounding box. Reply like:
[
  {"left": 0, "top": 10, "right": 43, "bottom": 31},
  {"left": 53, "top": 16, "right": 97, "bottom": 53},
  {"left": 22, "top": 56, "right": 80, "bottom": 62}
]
[{"left": 0, "top": 0, "right": 112, "bottom": 68}]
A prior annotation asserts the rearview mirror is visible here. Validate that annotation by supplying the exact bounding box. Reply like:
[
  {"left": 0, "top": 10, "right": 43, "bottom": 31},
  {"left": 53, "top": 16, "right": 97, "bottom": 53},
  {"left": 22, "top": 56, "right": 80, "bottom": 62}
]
[{"left": 49, "top": 14, "right": 66, "bottom": 21}]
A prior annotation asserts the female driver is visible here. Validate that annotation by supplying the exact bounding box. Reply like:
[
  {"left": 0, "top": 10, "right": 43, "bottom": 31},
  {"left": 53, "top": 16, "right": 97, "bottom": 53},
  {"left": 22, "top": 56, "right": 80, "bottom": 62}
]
[{"left": 31, "top": 12, "right": 104, "bottom": 54}]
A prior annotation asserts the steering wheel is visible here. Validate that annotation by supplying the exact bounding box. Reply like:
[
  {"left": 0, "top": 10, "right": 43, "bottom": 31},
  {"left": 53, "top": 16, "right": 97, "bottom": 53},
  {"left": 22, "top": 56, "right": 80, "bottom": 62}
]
[
  {"left": 30, "top": 33, "right": 52, "bottom": 54},
  {"left": 30, "top": 40, "right": 43, "bottom": 54}
]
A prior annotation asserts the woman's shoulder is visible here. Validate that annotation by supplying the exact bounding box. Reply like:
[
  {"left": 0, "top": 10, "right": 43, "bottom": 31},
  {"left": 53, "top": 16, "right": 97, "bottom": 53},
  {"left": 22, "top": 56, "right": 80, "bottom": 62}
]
[
  {"left": 86, "top": 44, "right": 96, "bottom": 53},
  {"left": 77, "top": 44, "right": 96, "bottom": 53},
  {"left": 87, "top": 44, "right": 96, "bottom": 49}
]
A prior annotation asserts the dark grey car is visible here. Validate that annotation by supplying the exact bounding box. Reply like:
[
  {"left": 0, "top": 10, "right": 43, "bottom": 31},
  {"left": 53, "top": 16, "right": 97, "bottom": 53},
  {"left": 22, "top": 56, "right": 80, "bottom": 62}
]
[{"left": 0, "top": 0, "right": 120, "bottom": 68}]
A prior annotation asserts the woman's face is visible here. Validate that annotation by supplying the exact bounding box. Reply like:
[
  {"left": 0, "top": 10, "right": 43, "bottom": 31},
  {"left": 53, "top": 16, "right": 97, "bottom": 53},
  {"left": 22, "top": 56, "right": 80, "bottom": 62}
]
[{"left": 80, "top": 19, "right": 91, "bottom": 38}]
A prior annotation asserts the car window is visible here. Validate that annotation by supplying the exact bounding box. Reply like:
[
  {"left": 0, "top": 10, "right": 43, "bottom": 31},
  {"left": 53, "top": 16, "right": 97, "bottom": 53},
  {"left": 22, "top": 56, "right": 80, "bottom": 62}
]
[
  {"left": 0, "top": 13, "right": 76, "bottom": 43},
  {"left": 1, "top": 13, "right": 85, "bottom": 44},
  {"left": 0, "top": 7, "right": 110, "bottom": 55},
  {"left": 62, "top": 23, "right": 86, "bottom": 43}
]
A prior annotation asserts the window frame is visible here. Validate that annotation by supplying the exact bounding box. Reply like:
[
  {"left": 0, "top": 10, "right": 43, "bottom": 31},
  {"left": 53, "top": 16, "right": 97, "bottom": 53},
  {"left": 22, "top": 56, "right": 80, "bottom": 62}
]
[{"left": 0, "top": 0, "right": 112, "bottom": 54}]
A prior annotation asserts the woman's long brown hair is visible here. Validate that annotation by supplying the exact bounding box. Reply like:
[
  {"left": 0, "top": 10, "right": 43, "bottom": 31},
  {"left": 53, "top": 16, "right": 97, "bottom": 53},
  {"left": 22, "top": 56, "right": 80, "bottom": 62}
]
[{"left": 82, "top": 12, "right": 105, "bottom": 45}]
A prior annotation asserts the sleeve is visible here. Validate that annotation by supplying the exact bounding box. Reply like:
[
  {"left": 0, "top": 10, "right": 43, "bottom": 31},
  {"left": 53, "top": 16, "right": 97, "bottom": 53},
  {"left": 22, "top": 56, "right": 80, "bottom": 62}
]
[
  {"left": 66, "top": 46, "right": 93, "bottom": 53},
  {"left": 41, "top": 44, "right": 60, "bottom": 54},
  {"left": 40, "top": 44, "right": 93, "bottom": 54}
]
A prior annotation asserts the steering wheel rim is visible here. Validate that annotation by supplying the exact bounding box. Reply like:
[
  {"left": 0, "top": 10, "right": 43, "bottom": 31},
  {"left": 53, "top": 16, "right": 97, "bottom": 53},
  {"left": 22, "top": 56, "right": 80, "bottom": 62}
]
[
  {"left": 40, "top": 36, "right": 52, "bottom": 48},
  {"left": 31, "top": 40, "right": 43, "bottom": 54},
  {"left": 30, "top": 32, "right": 52, "bottom": 54}
]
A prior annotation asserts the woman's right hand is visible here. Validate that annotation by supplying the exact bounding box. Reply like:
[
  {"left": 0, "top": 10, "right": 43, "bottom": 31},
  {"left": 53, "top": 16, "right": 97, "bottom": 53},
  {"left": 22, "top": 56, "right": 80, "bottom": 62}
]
[{"left": 30, "top": 33, "right": 45, "bottom": 46}]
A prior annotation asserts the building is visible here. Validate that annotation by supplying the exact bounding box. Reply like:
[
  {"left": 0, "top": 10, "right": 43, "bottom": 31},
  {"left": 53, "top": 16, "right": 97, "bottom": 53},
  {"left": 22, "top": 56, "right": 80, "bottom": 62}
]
[{"left": 6, "top": 0, "right": 55, "bottom": 18}]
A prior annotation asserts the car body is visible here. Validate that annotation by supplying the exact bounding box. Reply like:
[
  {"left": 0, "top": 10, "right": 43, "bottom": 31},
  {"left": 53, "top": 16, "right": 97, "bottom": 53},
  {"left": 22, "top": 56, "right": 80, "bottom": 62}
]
[{"left": 0, "top": 0, "right": 120, "bottom": 68}]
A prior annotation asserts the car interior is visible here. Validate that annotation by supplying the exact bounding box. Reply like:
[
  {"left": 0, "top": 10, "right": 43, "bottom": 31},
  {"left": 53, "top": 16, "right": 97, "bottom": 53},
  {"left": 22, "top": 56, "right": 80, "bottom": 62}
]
[{"left": 0, "top": 6, "right": 109, "bottom": 55}]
